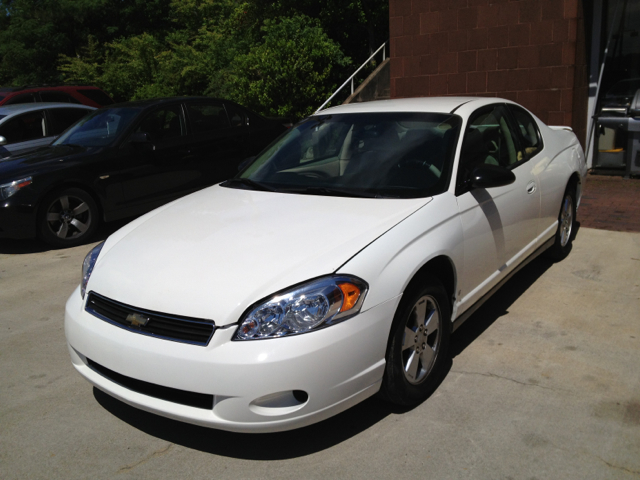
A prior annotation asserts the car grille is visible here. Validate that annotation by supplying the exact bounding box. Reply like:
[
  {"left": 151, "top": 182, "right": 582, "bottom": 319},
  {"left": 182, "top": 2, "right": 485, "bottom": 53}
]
[
  {"left": 85, "top": 292, "right": 215, "bottom": 346},
  {"left": 88, "top": 359, "right": 214, "bottom": 410}
]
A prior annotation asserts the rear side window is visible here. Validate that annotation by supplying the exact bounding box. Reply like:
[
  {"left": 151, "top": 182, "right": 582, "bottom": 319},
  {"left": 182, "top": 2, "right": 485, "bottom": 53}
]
[
  {"left": 186, "top": 103, "right": 229, "bottom": 134},
  {"left": 0, "top": 111, "right": 46, "bottom": 143},
  {"left": 4, "top": 93, "right": 38, "bottom": 105},
  {"left": 40, "top": 91, "right": 81, "bottom": 104},
  {"left": 77, "top": 89, "right": 114, "bottom": 106},
  {"left": 507, "top": 105, "right": 543, "bottom": 159},
  {"left": 48, "top": 108, "right": 91, "bottom": 135}
]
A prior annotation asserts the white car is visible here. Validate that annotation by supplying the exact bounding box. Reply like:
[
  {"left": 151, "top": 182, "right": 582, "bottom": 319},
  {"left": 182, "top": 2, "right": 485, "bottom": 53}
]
[{"left": 65, "top": 97, "right": 587, "bottom": 433}]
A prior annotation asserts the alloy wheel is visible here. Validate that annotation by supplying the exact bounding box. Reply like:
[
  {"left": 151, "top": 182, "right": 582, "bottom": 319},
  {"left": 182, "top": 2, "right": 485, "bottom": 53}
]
[{"left": 401, "top": 294, "right": 442, "bottom": 385}]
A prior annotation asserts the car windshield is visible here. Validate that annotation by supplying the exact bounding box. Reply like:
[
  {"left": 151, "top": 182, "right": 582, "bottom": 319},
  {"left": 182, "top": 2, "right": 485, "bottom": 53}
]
[
  {"left": 53, "top": 107, "right": 141, "bottom": 147},
  {"left": 232, "top": 112, "right": 461, "bottom": 198}
]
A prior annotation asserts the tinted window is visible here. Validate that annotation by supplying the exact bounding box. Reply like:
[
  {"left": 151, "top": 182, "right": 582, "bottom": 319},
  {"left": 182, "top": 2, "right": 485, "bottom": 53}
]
[
  {"left": 40, "top": 91, "right": 81, "bottom": 104},
  {"left": 4, "top": 93, "right": 37, "bottom": 105},
  {"left": 237, "top": 112, "right": 462, "bottom": 198},
  {"left": 507, "top": 105, "right": 543, "bottom": 159},
  {"left": 186, "top": 103, "right": 229, "bottom": 133},
  {"left": 225, "top": 104, "right": 247, "bottom": 127},
  {"left": 135, "top": 106, "right": 184, "bottom": 141},
  {"left": 54, "top": 108, "right": 141, "bottom": 147},
  {"left": 77, "top": 89, "right": 114, "bottom": 106},
  {"left": 0, "top": 111, "right": 46, "bottom": 143},
  {"left": 48, "top": 108, "right": 91, "bottom": 135}
]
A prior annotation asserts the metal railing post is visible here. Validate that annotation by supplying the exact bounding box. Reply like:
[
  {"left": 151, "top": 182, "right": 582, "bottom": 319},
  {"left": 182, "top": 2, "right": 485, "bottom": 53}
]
[{"left": 315, "top": 41, "right": 388, "bottom": 113}]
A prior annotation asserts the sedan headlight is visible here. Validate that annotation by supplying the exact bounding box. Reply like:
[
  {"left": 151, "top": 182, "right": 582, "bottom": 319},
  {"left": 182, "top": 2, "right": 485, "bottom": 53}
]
[
  {"left": 234, "top": 276, "right": 368, "bottom": 340},
  {"left": 0, "top": 177, "right": 32, "bottom": 200},
  {"left": 81, "top": 242, "right": 104, "bottom": 299}
]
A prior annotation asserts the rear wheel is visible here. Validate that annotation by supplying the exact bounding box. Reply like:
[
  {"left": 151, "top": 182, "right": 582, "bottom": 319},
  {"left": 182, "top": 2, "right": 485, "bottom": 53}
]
[
  {"left": 380, "top": 278, "right": 451, "bottom": 406},
  {"left": 38, "top": 188, "right": 99, "bottom": 248},
  {"left": 546, "top": 185, "right": 576, "bottom": 261}
]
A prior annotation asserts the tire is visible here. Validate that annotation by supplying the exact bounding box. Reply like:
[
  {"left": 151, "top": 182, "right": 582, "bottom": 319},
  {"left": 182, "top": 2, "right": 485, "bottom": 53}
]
[
  {"left": 38, "top": 188, "right": 99, "bottom": 248},
  {"left": 379, "top": 277, "right": 451, "bottom": 406},
  {"left": 545, "top": 184, "right": 576, "bottom": 261}
]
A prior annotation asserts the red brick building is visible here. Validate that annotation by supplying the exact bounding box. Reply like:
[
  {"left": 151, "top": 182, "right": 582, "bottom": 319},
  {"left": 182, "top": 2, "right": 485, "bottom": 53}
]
[{"left": 389, "top": 0, "right": 589, "bottom": 145}]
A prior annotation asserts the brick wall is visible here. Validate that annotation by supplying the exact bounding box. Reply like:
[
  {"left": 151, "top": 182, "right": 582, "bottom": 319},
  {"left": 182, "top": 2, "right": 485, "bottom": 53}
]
[{"left": 389, "top": 0, "right": 585, "bottom": 133}]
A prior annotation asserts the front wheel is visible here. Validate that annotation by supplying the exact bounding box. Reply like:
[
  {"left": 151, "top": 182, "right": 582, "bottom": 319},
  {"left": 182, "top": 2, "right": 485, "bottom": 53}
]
[
  {"left": 379, "top": 278, "right": 451, "bottom": 406},
  {"left": 38, "top": 188, "right": 99, "bottom": 248},
  {"left": 545, "top": 185, "right": 576, "bottom": 261}
]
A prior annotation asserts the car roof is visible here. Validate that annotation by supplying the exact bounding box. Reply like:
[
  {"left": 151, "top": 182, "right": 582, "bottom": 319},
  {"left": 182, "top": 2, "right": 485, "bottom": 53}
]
[
  {"left": 316, "top": 97, "right": 512, "bottom": 115},
  {"left": 0, "top": 103, "right": 95, "bottom": 116},
  {"left": 108, "top": 96, "right": 230, "bottom": 109}
]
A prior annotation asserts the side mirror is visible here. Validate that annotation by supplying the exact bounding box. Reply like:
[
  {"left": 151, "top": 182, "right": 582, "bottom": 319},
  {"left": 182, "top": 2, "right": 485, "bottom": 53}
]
[
  {"left": 469, "top": 164, "right": 516, "bottom": 189},
  {"left": 0, "top": 136, "right": 7, "bottom": 146},
  {"left": 238, "top": 156, "right": 255, "bottom": 171}
]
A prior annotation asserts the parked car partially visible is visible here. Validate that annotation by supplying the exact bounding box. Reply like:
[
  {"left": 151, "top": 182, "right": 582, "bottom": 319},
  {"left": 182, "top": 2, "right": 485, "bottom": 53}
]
[
  {"left": 0, "top": 85, "right": 114, "bottom": 108},
  {"left": 0, "top": 97, "right": 288, "bottom": 246},
  {"left": 0, "top": 103, "right": 95, "bottom": 158}
]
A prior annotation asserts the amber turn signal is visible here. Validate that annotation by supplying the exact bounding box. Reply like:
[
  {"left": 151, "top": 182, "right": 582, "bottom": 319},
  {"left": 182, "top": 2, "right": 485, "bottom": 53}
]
[{"left": 338, "top": 282, "right": 361, "bottom": 312}]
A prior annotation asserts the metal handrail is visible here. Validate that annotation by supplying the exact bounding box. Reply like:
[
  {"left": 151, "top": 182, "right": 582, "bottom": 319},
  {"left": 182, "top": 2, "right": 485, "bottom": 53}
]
[{"left": 316, "top": 41, "right": 387, "bottom": 113}]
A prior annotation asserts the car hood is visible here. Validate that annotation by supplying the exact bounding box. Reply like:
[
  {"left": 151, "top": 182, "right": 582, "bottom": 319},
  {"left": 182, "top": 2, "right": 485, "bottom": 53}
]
[
  {"left": 89, "top": 184, "right": 431, "bottom": 326},
  {"left": 0, "top": 144, "right": 96, "bottom": 179}
]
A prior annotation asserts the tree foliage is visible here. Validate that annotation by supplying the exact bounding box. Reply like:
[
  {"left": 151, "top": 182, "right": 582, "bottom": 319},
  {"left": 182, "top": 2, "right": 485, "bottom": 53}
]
[{"left": 1, "top": 0, "right": 388, "bottom": 119}]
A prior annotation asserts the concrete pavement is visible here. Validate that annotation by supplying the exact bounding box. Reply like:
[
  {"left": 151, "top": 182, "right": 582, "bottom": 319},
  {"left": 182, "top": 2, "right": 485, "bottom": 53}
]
[{"left": 1, "top": 227, "right": 639, "bottom": 479}]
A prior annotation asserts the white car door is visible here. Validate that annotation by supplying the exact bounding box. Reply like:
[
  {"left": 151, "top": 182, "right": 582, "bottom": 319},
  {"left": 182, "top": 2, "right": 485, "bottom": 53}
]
[{"left": 454, "top": 104, "right": 541, "bottom": 315}]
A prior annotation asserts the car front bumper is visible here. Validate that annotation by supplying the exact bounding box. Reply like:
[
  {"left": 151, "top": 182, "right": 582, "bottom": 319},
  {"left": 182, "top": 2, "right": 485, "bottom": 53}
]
[
  {"left": 0, "top": 198, "right": 37, "bottom": 239},
  {"left": 65, "top": 286, "right": 400, "bottom": 433}
]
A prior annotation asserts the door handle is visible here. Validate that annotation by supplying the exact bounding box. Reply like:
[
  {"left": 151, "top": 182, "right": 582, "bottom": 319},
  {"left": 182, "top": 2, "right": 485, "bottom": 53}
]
[{"left": 526, "top": 181, "right": 537, "bottom": 194}]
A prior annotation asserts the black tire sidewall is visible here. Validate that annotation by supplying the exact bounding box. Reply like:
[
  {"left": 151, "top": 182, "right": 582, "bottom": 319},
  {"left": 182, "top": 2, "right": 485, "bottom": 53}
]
[
  {"left": 547, "top": 184, "right": 576, "bottom": 261},
  {"left": 38, "top": 187, "right": 99, "bottom": 248},
  {"left": 381, "top": 277, "right": 451, "bottom": 406}
]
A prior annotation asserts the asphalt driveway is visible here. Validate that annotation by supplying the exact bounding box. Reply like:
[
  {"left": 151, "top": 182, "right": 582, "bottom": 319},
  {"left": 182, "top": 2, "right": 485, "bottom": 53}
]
[{"left": 1, "top": 225, "right": 639, "bottom": 479}]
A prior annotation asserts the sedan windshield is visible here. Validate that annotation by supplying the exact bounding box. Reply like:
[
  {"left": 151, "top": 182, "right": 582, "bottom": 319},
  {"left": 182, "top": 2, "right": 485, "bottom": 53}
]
[
  {"left": 54, "top": 107, "right": 141, "bottom": 147},
  {"left": 233, "top": 112, "right": 462, "bottom": 198}
]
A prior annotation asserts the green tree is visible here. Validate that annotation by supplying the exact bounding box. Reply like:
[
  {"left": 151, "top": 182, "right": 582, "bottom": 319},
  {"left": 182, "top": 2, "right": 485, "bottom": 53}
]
[{"left": 218, "top": 15, "right": 351, "bottom": 119}]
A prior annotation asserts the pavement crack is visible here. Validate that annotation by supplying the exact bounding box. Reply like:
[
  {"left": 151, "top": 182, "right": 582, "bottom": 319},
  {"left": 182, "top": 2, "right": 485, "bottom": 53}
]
[
  {"left": 451, "top": 370, "right": 564, "bottom": 391},
  {"left": 597, "top": 456, "right": 640, "bottom": 477},
  {"left": 118, "top": 443, "right": 173, "bottom": 474}
]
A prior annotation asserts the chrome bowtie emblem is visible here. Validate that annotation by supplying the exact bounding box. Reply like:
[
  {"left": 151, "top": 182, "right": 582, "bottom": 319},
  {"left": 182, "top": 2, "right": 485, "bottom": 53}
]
[{"left": 126, "top": 312, "right": 150, "bottom": 327}]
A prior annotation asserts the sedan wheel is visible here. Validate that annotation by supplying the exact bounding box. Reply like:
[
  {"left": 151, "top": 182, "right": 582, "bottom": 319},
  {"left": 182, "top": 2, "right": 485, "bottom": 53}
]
[
  {"left": 401, "top": 295, "right": 442, "bottom": 385},
  {"left": 380, "top": 277, "right": 451, "bottom": 406},
  {"left": 546, "top": 184, "right": 576, "bottom": 261},
  {"left": 39, "top": 188, "right": 99, "bottom": 247}
]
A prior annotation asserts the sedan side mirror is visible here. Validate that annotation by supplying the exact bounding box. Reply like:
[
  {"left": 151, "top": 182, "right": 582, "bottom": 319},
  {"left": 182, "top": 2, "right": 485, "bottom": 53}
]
[
  {"left": 0, "top": 135, "right": 7, "bottom": 146},
  {"left": 469, "top": 164, "right": 516, "bottom": 189}
]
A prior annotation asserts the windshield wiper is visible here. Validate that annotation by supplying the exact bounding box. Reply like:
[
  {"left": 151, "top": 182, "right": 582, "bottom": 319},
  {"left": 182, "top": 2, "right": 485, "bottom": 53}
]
[
  {"left": 222, "top": 178, "right": 277, "bottom": 192},
  {"left": 283, "top": 186, "right": 382, "bottom": 198}
]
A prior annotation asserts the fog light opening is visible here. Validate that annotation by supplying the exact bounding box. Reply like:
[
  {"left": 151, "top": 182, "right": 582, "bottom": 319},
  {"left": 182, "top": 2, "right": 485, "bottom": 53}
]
[
  {"left": 249, "top": 390, "right": 309, "bottom": 416},
  {"left": 292, "top": 390, "right": 308, "bottom": 403}
]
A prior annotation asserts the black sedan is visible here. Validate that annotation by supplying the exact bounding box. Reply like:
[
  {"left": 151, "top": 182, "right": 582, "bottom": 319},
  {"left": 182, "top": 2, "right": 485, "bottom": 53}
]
[{"left": 0, "top": 97, "right": 287, "bottom": 247}]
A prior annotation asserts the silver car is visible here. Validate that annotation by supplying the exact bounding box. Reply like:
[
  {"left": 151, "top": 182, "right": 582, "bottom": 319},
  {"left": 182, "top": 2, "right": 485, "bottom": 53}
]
[{"left": 0, "top": 103, "right": 95, "bottom": 158}]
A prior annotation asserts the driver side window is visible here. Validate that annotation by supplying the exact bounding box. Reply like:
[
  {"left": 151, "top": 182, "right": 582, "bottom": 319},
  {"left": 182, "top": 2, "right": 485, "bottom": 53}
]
[
  {"left": 457, "top": 105, "right": 522, "bottom": 192},
  {"left": 136, "top": 106, "right": 184, "bottom": 142}
]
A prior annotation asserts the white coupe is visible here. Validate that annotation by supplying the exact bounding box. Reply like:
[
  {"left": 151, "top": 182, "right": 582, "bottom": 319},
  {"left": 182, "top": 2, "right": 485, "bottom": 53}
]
[{"left": 65, "top": 97, "right": 587, "bottom": 432}]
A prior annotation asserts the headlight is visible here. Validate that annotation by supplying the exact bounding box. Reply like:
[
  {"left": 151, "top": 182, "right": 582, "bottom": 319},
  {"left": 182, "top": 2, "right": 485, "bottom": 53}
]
[
  {"left": 234, "top": 275, "right": 368, "bottom": 340},
  {"left": 0, "top": 177, "right": 32, "bottom": 200},
  {"left": 81, "top": 242, "right": 104, "bottom": 299}
]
